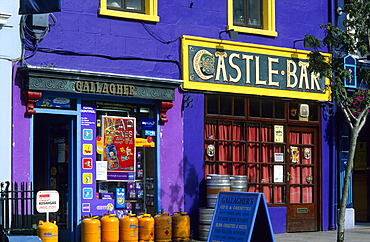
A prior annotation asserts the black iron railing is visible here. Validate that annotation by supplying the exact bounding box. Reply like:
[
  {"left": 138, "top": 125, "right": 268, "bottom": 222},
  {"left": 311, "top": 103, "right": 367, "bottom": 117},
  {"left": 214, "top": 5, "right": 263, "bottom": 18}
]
[{"left": 0, "top": 182, "right": 36, "bottom": 236}]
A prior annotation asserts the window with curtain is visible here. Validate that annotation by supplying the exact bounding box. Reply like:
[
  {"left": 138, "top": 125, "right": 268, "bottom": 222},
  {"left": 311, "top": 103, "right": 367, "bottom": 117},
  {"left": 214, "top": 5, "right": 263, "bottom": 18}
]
[
  {"left": 204, "top": 95, "right": 319, "bottom": 204},
  {"left": 233, "top": 0, "right": 263, "bottom": 28}
]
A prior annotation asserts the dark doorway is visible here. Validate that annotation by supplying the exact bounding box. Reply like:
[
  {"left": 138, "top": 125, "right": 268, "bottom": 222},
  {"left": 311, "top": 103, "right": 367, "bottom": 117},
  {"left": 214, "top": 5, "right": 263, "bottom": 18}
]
[{"left": 33, "top": 113, "right": 76, "bottom": 241}]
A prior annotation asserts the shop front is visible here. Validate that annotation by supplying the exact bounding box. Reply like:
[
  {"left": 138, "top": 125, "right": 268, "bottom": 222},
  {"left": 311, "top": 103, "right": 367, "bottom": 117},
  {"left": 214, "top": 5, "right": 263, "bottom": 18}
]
[
  {"left": 14, "top": 66, "right": 182, "bottom": 241},
  {"left": 181, "top": 36, "right": 333, "bottom": 235}
]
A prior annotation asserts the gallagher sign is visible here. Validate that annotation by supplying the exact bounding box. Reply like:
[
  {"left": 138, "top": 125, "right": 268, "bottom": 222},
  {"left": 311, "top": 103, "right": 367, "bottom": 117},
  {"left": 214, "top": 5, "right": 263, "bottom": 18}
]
[{"left": 181, "top": 35, "right": 331, "bottom": 101}]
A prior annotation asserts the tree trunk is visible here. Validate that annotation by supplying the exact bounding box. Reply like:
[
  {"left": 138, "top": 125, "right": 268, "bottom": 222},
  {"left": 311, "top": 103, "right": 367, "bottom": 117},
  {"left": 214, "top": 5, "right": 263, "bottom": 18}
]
[{"left": 337, "top": 126, "right": 360, "bottom": 242}]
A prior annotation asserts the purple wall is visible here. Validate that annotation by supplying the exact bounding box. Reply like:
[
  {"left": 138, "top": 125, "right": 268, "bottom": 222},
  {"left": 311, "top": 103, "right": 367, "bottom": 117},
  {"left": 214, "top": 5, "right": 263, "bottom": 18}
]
[
  {"left": 24, "top": 1, "right": 329, "bottom": 76},
  {"left": 13, "top": 0, "right": 332, "bottom": 236},
  {"left": 160, "top": 90, "right": 184, "bottom": 213},
  {"left": 12, "top": 66, "right": 31, "bottom": 183},
  {"left": 183, "top": 93, "right": 205, "bottom": 237}
]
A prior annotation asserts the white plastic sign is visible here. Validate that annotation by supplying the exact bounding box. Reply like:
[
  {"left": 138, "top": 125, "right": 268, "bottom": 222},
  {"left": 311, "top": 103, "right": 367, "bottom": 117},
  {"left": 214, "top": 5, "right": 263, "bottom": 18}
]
[{"left": 36, "top": 190, "right": 59, "bottom": 213}]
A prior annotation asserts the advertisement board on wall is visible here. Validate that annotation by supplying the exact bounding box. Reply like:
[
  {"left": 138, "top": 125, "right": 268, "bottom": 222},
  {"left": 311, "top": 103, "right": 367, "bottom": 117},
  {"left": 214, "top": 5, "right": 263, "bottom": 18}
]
[
  {"left": 103, "top": 116, "right": 136, "bottom": 180},
  {"left": 181, "top": 35, "right": 331, "bottom": 101}
]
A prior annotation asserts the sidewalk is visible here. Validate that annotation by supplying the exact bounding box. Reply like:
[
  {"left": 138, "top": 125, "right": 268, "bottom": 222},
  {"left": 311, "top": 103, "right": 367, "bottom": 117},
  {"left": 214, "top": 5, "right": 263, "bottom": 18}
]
[{"left": 275, "top": 224, "right": 370, "bottom": 242}]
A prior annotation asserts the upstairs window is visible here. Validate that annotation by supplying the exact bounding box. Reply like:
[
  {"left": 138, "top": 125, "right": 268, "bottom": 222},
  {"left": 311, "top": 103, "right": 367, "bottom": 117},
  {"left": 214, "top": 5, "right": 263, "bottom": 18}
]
[
  {"left": 108, "top": 0, "right": 144, "bottom": 13},
  {"left": 100, "top": 0, "right": 159, "bottom": 22},
  {"left": 228, "top": 0, "right": 277, "bottom": 37},
  {"left": 233, "top": 0, "right": 263, "bottom": 29}
]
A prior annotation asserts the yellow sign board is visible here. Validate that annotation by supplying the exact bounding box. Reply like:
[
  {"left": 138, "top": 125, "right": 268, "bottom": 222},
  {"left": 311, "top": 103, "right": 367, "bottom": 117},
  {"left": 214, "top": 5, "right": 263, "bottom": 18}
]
[{"left": 181, "top": 35, "right": 331, "bottom": 101}]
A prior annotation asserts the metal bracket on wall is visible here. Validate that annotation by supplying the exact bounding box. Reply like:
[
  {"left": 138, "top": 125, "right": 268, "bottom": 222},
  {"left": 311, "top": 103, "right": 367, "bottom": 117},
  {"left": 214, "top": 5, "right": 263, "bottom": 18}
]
[
  {"left": 159, "top": 101, "right": 174, "bottom": 124},
  {"left": 24, "top": 91, "right": 42, "bottom": 115}
]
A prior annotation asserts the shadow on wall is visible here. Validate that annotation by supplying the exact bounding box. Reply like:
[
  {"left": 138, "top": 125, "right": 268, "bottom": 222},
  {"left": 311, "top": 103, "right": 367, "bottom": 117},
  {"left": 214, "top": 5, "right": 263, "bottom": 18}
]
[
  {"left": 184, "top": 156, "right": 206, "bottom": 239},
  {"left": 159, "top": 156, "right": 206, "bottom": 239},
  {"left": 160, "top": 157, "right": 184, "bottom": 214}
]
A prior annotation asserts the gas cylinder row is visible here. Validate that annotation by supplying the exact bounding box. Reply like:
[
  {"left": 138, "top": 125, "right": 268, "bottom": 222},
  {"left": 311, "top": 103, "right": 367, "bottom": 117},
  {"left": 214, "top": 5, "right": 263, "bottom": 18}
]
[{"left": 81, "top": 209, "right": 190, "bottom": 242}]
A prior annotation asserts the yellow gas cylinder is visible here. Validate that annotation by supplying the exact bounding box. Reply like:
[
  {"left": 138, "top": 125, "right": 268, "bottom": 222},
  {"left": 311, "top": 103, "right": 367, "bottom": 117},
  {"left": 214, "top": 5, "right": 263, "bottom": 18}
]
[
  {"left": 154, "top": 211, "right": 172, "bottom": 242},
  {"left": 82, "top": 216, "right": 101, "bottom": 242},
  {"left": 101, "top": 214, "right": 119, "bottom": 242},
  {"left": 37, "top": 220, "right": 58, "bottom": 242},
  {"left": 119, "top": 214, "right": 138, "bottom": 242},
  {"left": 138, "top": 213, "right": 154, "bottom": 242},
  {"left": 172, "top": 209, "right": 190, "bottom": 242}
]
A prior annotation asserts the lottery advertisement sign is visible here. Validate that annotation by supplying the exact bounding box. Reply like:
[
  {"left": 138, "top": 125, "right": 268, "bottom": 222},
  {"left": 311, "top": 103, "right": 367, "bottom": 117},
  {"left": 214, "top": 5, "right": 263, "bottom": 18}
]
[{"left": 81, "top": 103, "right": 97, "bottom": 215}]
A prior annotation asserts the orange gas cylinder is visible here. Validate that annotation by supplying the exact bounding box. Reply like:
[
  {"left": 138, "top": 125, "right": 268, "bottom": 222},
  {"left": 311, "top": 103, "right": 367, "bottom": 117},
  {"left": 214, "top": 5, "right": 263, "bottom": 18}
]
[
  {"left": 37, "top": 220, "right": 58, "bottom": 242},
  {"left": 172, "top": 209, "right": 190, "bottom": 242},
  {"left": 119, "top": 214, "right": 138, "bottom": 242},
  {"left": 101, "top": 214, "right": 119, "bottom": 242},
  {"left": 154, "top": 211, "right": 172, "bottom": 242},
  {"left": 138, "top": 213, "right": 154, "bottom": 242},
  {"left": 82, "top": 216, "right": 101, "bottom": 242}
]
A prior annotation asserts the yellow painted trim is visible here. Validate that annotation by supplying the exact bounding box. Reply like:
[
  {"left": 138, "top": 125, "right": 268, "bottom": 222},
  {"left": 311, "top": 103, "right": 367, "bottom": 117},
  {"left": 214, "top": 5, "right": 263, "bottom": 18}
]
[
  {"left": 99, "top": 0, "right": 159, "bottom": 22},
  {"left": 181, "top": 35, "right": 331, "bottom": 101},
  {"left": 227, "top": 0, "right": 277, "bottom": 37}
]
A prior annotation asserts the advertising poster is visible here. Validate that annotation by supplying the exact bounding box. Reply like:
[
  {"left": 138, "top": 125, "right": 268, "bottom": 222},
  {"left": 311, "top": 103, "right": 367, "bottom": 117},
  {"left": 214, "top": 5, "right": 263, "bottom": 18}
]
[
  {"left": 103, "top": 116, "right": 136, "bottom": 179},
  {"left": 81, "top": 103, "right": 97, "bottom": 215}
]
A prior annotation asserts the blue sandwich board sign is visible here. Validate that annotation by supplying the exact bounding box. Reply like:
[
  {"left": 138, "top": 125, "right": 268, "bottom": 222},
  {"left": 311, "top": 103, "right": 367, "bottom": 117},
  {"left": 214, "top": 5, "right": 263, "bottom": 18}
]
[{"left": 207, "top": 192, "right": 275, "bottom": 242}]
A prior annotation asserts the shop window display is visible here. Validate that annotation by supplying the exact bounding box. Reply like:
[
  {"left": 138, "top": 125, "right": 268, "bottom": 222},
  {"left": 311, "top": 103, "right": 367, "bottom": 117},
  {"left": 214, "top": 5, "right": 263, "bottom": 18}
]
[
  {"left": 93, "top": 102, "right": 157, "bottom": 216},
  {"left": 204, "top": 95, "right": 319, "bottom": 204}
]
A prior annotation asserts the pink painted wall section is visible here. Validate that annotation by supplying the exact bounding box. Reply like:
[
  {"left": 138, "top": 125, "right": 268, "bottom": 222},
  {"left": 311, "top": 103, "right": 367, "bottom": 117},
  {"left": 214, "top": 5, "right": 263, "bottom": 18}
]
[
  {"left": 160, "top": 90, "right": 184, "bottom": 213},
  {"left": 12, "top": 64, "right": 31, "bottom": 183}
]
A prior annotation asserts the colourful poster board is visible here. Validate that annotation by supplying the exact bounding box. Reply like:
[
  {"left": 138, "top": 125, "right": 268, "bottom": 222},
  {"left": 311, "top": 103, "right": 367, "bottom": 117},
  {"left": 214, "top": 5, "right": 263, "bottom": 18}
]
[
  {"left": 81, "top": 103, "right": 97, "bottom": 215},
  {"left": 208, "top": 192, "right": 275, "bottom": 242},
  {"left": 103, "top": 116, "right": 136, "bottom": 180}
]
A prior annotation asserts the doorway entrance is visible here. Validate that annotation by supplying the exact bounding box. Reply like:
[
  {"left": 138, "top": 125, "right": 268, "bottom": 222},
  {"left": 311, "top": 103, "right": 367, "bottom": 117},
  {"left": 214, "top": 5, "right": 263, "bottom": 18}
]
[
  {"left": 286, "top": 127, "right": 319, "bottom": 232},
  {"left": 33, "top": 113, "right": 77, "bottom": 241},
  {"left": 353, "top": 124, "right": 370, "bottom": 222}
]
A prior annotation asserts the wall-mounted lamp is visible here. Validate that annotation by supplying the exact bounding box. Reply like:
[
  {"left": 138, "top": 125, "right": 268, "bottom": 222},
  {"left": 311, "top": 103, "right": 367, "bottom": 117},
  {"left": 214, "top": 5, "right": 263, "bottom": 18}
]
[
  {"left": 293, "top": 39, "right": 311, "bottom": 49},
  {"left": 336, "top": 7, "right": 345, "bottom": 16},
  {"left": 0, "top": 13, "right": 12, "bottom": 27},
  {"left": 219, "top": 29, "right": 239, "bottom": 40}
]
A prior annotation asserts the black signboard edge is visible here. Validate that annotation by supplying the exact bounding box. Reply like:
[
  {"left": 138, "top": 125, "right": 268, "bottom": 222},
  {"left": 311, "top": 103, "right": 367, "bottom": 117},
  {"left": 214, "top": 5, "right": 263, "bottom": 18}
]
[
  {"left": 207, "top": 191, "right": 262, "bottom": 242},
  {"left": 251, "top": 193, "right": 276, "bottom": 242}
]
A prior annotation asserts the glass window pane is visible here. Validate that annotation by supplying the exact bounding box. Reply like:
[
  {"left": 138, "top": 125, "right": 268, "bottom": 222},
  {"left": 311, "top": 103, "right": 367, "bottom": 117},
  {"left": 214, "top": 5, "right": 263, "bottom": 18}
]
[
  {"left": 273, "top": 186, "right": 285, "bottom": 203},
  {"left": 233, "top": 122, "right": 245, "bottom": 140},
  {"left": 108, "top": 0, "right": 122, "bottom": 8},
  {"left": 250, "top": 99, "right": 260, "bottom": 117},
  {"left": 220, "top": 96, "right": 232, "bottom": 115},
  {"left": 233, "top": 163, "right": 246, "bottom": 175},
  {"left": 247, "top": 123, "right": 260, "bottom": 142},
  {"left": 205, "top": 120, "right": 218, "bottom": 139},
  {"left": 289, "top": 103, "right": 299, "bottom": 120},
  {"left": 233, "top": 0, "right": 246, "bottom": 25},
  {"left": 207, "top": 96, "right": 218, "bottom": 114},
  {"left": 275, "top": 101, "right": 285, "bottom": 119},
  {"left": 247, "top": 164, "right": 260, "bottom": 183},
  {"left": 261, "top": 165, "right": 272, "bottom": 183},
  {"left": 262, "top": 185, "right": 272, "bottom": 203},
  {"left": 303, "top": 186, "right": 313, "bottom": 203},
  {"left": 248, "top": 0, "right": 262, "bottom": 27},
  {"left": 310, "top": 103, "right": 319, "bottom": 121},
  {"left": 126, "top": 0, "right": 143, "bottom": 11},
  {"left": 262, "top": 99, "right": 273, "bottom": 118},
  {"left": 234, "top": 98, "right": 245, "bottom": 116},
  {"left": 290, "top": 186, "right": 301, "bottom": 203},
  {"left": 233, "top": 142, "right": 245, "bottom": 162}
]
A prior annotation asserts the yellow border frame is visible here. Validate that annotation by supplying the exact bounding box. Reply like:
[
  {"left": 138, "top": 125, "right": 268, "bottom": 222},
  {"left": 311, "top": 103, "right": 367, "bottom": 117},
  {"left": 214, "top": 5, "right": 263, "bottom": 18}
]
[
  {"left": 227, "top": 0, "right": 277, "bottom": 37},
  {"left": 99, "top": 0, "right": 159, "bottom": 22},
  {"left": 181, "top": 35, "right": 331, "bottom": 101}
]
